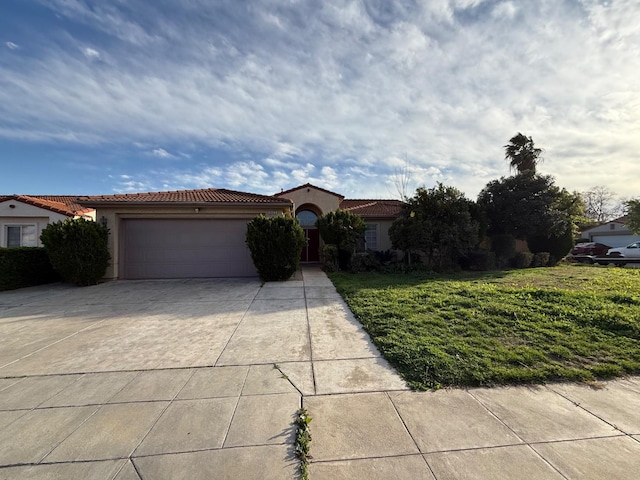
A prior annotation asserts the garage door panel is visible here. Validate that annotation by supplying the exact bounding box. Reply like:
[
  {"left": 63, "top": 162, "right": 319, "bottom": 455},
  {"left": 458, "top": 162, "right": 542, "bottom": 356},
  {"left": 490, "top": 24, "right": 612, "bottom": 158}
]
[{"left": 122, "top": 219, "right": 257, "bottom": 279}]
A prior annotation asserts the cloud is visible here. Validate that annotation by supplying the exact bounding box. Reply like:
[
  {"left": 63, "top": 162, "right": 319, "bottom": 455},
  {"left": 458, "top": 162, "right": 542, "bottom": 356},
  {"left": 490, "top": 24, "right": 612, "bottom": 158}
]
[
  {"left": 151, "top": 147, "right": 174, "bottom": 159},
  {"left": 5, "top": 41, "right": 18, "bottom": 50},
  {"left": 491, "top": 1, "right": 517, "bottom": 20},
  {"left": 115, "top": 180, "right": 152, "bottom": 193},
  {"left": 225, "top": 161, "right": 270, "bottom": 189},
  {"left": 82, "top": 47, "right": 100, "bottom": 59},
  {"left": 1, "top": 1, "right": 639, "bottom": 199}
]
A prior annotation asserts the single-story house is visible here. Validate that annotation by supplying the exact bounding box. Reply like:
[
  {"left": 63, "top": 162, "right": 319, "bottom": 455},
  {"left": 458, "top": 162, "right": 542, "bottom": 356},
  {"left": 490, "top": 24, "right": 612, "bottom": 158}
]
[
  {"left": 74, "top": 183, "right": 403, "bottom": 280},
  {"left": 581, "top": 216, "right": 640, "bottom": 248},
  {"left": 0, "top": 195, "right": 95, "bottom": 248}
]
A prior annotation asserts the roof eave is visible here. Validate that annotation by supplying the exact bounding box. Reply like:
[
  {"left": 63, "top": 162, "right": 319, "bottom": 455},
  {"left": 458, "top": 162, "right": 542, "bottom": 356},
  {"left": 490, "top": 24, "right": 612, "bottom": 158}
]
[
  {"left": 1, "top": 196, "right": 76, "bottom": 217},
  {"left": 77, "top": 200, "right": 292, "bottom": 208}
]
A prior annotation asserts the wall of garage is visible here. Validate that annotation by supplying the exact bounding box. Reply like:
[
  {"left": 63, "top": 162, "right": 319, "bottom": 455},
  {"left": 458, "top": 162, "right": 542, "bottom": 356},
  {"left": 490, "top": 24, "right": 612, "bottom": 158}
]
[{"left": 96, "top": 204, "right": 291, "bottom": 279}]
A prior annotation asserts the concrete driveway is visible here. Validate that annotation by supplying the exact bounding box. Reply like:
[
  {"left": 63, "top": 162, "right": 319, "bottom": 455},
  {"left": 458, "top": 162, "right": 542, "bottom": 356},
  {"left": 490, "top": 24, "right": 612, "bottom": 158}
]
[
  {"left": 1, "top": 266, "right": 640, "bottom": 479},
  {"left": 0, "top": 267, "right": 403, "bottom": 479}
]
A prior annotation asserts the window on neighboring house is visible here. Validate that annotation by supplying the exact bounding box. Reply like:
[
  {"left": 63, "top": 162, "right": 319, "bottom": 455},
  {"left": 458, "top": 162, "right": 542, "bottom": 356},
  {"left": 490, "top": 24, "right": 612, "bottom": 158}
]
[
  {"left": 6, "top": 225, "right": 37, "bottom": 247},
  {"left": 357, "top": 223, "right": 378, "bottom": 251},
  {"left": 610, "top": 223, "right": 615, "bottom": 230}
]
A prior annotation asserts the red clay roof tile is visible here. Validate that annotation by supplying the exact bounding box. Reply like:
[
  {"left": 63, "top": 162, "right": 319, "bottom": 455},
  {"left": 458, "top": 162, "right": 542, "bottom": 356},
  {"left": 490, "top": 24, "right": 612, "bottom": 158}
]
[
  {"left": 0, "top": 195, "right": 91, "bottom": 216},
  {"left": 76, "top": 188, "right": 292, "bottom": 206},
  {"left": 339, "top": 199, "right": 404, "bottom": 218}
]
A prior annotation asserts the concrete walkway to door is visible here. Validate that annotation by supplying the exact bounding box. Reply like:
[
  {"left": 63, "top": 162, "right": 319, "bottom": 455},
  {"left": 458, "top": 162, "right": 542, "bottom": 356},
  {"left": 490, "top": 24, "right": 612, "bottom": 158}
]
[{"left": 0, "top": 266, "right": 639, "bottom": 479}]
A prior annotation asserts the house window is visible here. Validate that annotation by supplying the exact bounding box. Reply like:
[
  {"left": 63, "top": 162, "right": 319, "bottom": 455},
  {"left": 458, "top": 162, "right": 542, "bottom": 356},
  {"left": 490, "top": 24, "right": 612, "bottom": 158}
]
[
  {"left": 6, "top": 225, "right": 37, "bottom": 247},
  {"left": 357, "top": 223, "right": 378, "bottom": 252},
  {"left": 296, "top": 210, "right": 318, "bottom": 227},
  {"left": 610, "top": 223, "right": 615, "bottom": 230},
  {"left": 365, "top": 224, "right": 378, "bottom": 250}
]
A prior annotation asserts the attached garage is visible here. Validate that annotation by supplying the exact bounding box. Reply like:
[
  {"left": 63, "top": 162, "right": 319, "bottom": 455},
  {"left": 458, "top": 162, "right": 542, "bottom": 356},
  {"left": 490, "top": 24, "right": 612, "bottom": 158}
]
[
  {"left": 76, "top": 188, "right": 293, "bottom": 280},
  {"left": 122, "top": 219, "right": 256, "bottom": 279}
]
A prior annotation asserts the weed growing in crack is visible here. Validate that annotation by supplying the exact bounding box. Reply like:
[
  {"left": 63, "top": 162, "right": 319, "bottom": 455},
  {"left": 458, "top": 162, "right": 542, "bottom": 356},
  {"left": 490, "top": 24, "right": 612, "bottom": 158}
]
[{"left": 294, "top": 408, "right": 312, "bottom": 479}]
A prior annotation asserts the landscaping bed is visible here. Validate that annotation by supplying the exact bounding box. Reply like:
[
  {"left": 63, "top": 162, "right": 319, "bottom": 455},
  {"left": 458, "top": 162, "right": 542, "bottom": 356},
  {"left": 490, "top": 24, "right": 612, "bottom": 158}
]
[{"left": 328, "top": 265, "right": 640, "bottom": 389}]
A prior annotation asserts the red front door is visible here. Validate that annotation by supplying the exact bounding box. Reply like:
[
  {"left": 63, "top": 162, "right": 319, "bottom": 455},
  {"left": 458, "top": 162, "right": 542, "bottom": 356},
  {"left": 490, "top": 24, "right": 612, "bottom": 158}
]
[{"left": 301, "top": 228, "right": 320, "bottom": 262}]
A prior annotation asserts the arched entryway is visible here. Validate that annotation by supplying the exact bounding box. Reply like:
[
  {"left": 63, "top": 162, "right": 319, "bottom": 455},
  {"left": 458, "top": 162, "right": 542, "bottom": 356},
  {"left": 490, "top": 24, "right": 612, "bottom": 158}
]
[{"left": 296, "top": 208, "right": 320, "bottom": 262}]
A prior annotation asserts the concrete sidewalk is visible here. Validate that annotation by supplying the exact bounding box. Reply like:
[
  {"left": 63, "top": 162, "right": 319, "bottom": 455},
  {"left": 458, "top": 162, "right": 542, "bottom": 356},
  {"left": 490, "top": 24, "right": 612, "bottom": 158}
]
[{"left": 1, "top": 266, "right": 639, "bottom": 479}]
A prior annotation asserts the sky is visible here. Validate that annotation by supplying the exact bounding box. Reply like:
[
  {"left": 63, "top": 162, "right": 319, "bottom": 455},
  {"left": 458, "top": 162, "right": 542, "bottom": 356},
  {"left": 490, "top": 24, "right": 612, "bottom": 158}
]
[{"left": 1, "top": 0, "right": 639, "bottom": 201}]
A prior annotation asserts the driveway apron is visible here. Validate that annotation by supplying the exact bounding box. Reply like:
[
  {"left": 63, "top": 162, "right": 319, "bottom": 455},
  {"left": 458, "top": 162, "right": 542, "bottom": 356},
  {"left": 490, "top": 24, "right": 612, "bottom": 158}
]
[{"left": 1, "top": 267, "right": 639, "bottom": 479}]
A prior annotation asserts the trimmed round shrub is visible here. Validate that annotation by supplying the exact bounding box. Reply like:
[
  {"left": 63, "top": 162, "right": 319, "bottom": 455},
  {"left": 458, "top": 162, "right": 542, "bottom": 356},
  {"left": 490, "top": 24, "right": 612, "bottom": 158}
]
[
  {"left": 532, "top": 252, "right": 550, "bottom": 267},
  {"left": 40, "top": 218, "right": 110, "bottom": 286},
  {"left": 513, "top": 251, "right": 534, "bottom": 269},
  {"left": 246, "top": 215, "right": 305, "bottom": 282},
  {"left": 461, "top": 250, "right": 496, "bottom": 271},
  {"left": 528, "top": 227, "right": 574, "bottom": 266}
]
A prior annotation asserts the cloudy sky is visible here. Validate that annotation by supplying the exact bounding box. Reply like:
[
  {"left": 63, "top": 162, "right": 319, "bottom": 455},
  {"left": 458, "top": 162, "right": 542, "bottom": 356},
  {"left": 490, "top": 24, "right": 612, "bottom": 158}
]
[{"left": 1, "top": 0, "right": 638, "bottom": 200}]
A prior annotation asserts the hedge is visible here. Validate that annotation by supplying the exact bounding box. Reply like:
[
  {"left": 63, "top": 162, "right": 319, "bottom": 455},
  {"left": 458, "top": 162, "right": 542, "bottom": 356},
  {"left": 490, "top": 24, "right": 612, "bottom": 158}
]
[{"left": 0, "top": 247, "right": 60, "bottom": 291}]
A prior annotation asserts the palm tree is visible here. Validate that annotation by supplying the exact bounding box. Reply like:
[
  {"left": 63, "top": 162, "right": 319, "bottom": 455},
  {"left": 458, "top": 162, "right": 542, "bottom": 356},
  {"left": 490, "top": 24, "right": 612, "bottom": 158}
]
[{"left": 504, "top": 133, "right": 543, "bottom": 176}]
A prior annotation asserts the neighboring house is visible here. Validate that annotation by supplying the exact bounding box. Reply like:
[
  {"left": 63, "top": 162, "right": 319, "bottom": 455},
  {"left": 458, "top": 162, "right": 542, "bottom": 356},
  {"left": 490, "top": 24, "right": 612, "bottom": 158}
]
[
  {"left": 0, "top": 195, "right": 95, "bottom": 248},
  {"left": 76, "top": 188, "right": 293, "bottom": 280},
  {"left": 581, "top": 216, "right": 640, "bottom": 248},
  {"left": 275, "top": 183, "right": 403, "bottom": 262}
]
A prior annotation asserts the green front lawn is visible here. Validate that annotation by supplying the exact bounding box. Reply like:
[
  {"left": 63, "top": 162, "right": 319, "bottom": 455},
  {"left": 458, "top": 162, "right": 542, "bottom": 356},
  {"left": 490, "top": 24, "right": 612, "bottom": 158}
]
[{"left": 328, "top": 265, "right": 640, "bottom": 389}]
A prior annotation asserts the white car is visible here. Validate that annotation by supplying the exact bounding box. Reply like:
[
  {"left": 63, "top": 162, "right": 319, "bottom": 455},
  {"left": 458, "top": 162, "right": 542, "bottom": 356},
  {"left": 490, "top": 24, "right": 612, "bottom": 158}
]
[{"left": 607, "top": 241, "right": 640, "bottom": 258}]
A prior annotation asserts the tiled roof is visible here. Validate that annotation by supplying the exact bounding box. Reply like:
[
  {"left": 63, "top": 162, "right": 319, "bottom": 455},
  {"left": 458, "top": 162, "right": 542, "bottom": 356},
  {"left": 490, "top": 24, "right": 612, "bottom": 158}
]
[
  {"left": 610, "top": 216, "right": 628, "bottom": 224},
  {"left": 340, "top": 199, "right": 404, "bottom": 218},
  {"left": 276, "top": 183, "right": 344, "bottom": 200},
  {"left": 76, "top": 188, "right": 292, "bottom": 206},
  {"left": 0, "top": 195, "right": 92, "bottom": 216}
]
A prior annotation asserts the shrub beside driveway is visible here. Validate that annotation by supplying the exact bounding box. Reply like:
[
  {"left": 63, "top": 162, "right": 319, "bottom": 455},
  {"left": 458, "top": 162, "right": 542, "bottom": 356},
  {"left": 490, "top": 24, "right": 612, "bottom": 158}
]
[{"left": 329, "top": 265, "right": 640, "bottom": 389}]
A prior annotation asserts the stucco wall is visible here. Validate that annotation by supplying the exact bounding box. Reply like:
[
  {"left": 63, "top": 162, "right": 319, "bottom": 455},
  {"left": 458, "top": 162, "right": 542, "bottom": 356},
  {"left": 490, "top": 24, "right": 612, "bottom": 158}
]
[
  {"left": 94, "top": 204, "right": 291, "bottom": 279},
  {"left": 277, "top": 186, "right": 341, "bottom": 215},
  {"left": 362, "top": 218, "right": 396, "bottom": 252}
]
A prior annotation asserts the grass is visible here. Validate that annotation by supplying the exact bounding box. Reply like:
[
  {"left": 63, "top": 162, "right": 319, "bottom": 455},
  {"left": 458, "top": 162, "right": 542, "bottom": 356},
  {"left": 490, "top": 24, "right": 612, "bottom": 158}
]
[{"left": 328, "top": 264, "right": 640, "bottom": 389}]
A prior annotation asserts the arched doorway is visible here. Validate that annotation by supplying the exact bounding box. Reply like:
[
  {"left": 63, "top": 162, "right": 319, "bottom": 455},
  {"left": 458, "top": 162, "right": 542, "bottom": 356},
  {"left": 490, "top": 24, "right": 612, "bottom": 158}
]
[{"left": 296, "top": 209, "right": 320, "bottom": 262}]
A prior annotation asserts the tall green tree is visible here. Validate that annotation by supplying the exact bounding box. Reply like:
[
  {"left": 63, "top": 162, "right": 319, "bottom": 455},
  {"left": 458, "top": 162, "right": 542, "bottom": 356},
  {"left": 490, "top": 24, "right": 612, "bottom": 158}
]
[
  {"left": 504, "top": 133, "right": 543, "bottom": 176},
  {"left": 389, "top": 183, "right": 480, "bottom": 269},
  {"left": 625, "top": 199, "right": 640, "bottom": 234},
  {"left": 478, "top": 175, "right": 584, "bottom": 264},
  {"left": 477, "top": 174, "right": 583, "bottom": 240}
]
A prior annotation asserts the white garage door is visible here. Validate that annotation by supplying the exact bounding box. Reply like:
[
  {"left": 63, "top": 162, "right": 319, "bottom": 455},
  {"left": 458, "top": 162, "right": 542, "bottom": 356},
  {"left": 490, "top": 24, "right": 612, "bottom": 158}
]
[
  {"left": 592, "top": 235, "right": 640, "bottom": 248},
  {"left": 122, "top": 219, "right": 257, "bottom": 279}
]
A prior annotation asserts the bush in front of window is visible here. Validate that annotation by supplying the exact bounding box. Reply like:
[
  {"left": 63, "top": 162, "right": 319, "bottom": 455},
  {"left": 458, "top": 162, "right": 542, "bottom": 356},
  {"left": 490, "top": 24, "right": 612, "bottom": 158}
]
[
  {"left": 246, "top": 215, "right": 305, "bottom": 282},
  {"left": 316, "top": 209, "right": 366, "bottom": 270},
  {"left": 0, "top": 247, "right": 60, "bottom": 291},
  {"left": 40, "top": 218, "right": 110, "bottom": 286}
]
